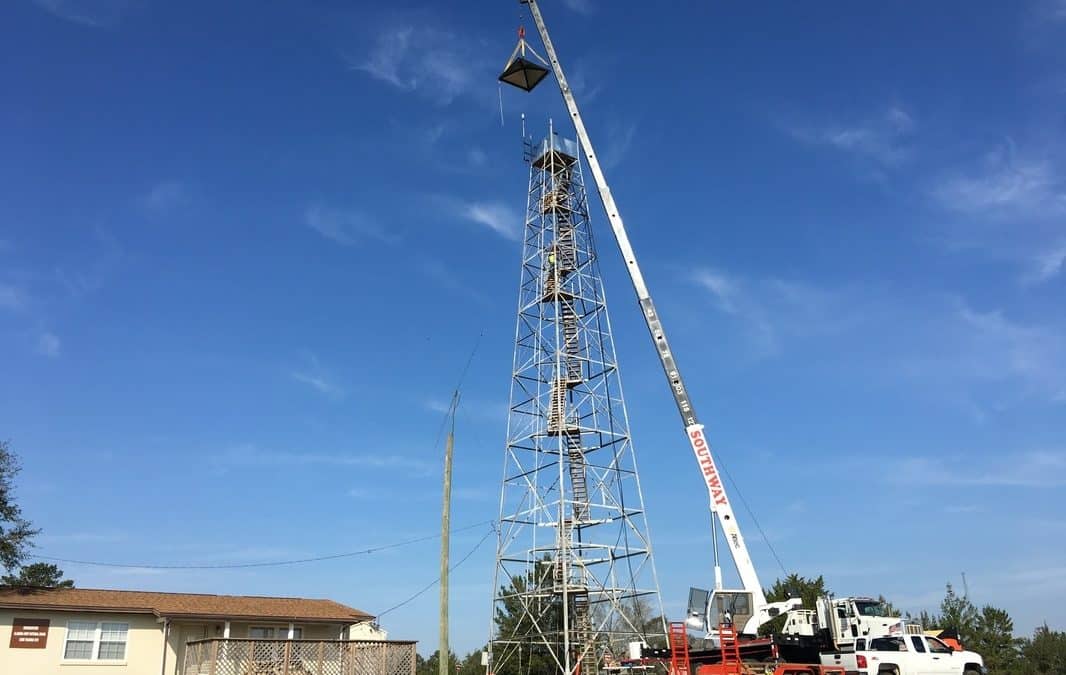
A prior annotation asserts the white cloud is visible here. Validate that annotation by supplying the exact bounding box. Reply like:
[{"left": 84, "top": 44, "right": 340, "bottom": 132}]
[
  {"left": 952, "top": 303, "right": 1065, "bottom": 390},
  {"left": 417, "top": 257, "right": 491, "bottom": 305},
  {"left": 141, "top": 180, "right": 185, "bottom": 214},
  {"left": 932, "top": 147, "right": 1063, "bottom": 217},
  {"left": 37, "top": 331, "right": 61, "bottom": 357},
  {"left": 0, "top": 283, "right": 26, "bottom": 310},
  {"left": 1029, "top": 243, "right": 1066, "bottom": 283},
  {"left": 56, "top": 228, "right": 123, "bottom": 298},
  {"left": 691, "top": 270, "right": 740, "bottom": 314},
  {"left": 347, "top": 22, "right": 488, "bottom": 106},
  {"left": 896, "top": 451, "right": 1066, "bottom": 487},
  {"left": 690, "top": 268, "right": 844, "bottom": 356},
  {"left": 943, "top": 504, "right": 981, "bottom": 514},
  {"left": 290, "top": 352, "right": 344, "bottom": 399},
  {"left": 601, "top": 120, "right": 637, "bottom": 170},
  {"left": 37, "top": 531, "right": 126, "bottom": 544},
  {"left": 459, "top": 201, "right": 521, "bottom": 241},
  {"left": 466, "top": 147, "right": 488, "bottom": 168},
  {"left": 291, "top": 371, "right": 342, "bottom": 398},
  {"left": 690, "top": 268, "right": 1066, "bottom": 403},
  {"left": 930, "top": 142, "right": 1066, "bottom": 283},
  {"left": 786, "top": 105, "right": 915, "bottom": 167},
  {"left": 424, "top": 399, "right": 452, "bottom": 414},
  {"left": 31, "top": 0, "right": 128, "bottom": 28},
  {"left": 562, "top": 0, "right": 595, "bottom": 15},
  {"left": 305, "top": 204, "right": 394, "bottom": 246},
  {"left": 106, "top": 567, "right": 169, "bottom": 576},
  {"left": 214, "top": 445, "right": 434, "bottom": 475}
]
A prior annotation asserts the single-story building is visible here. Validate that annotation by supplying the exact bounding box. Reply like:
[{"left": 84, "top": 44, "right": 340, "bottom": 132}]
[{"left": 0, "top": 586, "right": 411, "bottom": 675}]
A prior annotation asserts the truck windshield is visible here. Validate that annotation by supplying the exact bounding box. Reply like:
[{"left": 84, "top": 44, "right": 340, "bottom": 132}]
[{"left": 855, "top": 601, "right": 890, "bottom": 617}]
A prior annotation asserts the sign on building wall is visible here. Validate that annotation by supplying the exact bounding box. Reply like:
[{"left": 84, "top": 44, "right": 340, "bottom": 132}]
[{"left": 9, "top": 618, "right": 50, "bottom": 649}]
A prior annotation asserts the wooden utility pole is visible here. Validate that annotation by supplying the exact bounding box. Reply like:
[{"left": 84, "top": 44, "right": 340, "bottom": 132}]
[{"left": 439, "top": 392, "right": 459, "bottom": 675}]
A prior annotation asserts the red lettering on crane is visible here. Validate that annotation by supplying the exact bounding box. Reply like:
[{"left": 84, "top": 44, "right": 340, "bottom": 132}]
[{"left": 688, "top": 427, "right": 729, "bottom": 507}]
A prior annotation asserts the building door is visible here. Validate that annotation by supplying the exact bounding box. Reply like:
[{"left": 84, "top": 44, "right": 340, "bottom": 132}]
[{"left": 177, "top": 624, "right": 208, "bottom": 675}]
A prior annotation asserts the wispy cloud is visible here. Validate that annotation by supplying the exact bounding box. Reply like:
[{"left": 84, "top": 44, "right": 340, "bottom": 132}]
[
  {"left": 930, "top": 141, "right": 1066, "bottom": 283},
  {"left": 785, "top": 105, "right": 915, "bottom": 167},
  {"left": 561, "top": 0, "right": 596, "bottom": 15},
  {"left": 949, "top": 302, "right": 1065, "bottom": 393},
  {"left": 895, "top": 451, "right": 1066, "bottom": 487},
  {"left": 423, "top": 396, "right": 507, "bottom": 424},
  {"left": 214, "top": 445, "right": 434, "bottom": 475},
  {"left": 424, "top": 399, "right": 453, "bottom": 415},
  {"left": 304, "top": 204, "right": 395, "bottom": 246},
  {"left": 56, "top": 228, "right": 123, "bottom": 298},
  {"left": 931, "top": 144, "right": 1064, "bottom": 218},
  {"left": 0, "top": 283, "right": 27, "bottom": 310},
  {"left": 345, "top": 19, "right": 490, "bottom": 106},
  {"left": 36, "top": 332, "right": 61, "bottom": 358},
  {"left": 417, "top": 257, "right": 491, "bottom": 305},
  {"left": 456, "top": 200, "right": 522, "bottom": 241},
  {"left": 690, "top": 267, "right": 1066, "bottom": 404},
  {"left": 601, "top": 120, "right": 637, "bottom": 169},
  {"left": 31, "top": 0, "right": 128, "bottom": 28},
  {"left": 140, "top": 180, "right": 186, "bottom": 214},
  {"left": 290, "top": 353, "right": 344, "bottom": 399},
  {"left": 943, "top": 504, "right": 981, "bottom": 514},
  {"left": 691, "top": 268, "right": 845, "bottom": 356},
  {"left": 1029, "top": 243, "right": 1066, "bottom": 283},
  {"left": 38, "top": 531, "right": 126, "bottom": 544}
]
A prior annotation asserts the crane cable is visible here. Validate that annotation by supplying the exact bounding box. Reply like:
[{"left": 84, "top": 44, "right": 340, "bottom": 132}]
[{"left": 715, "top": 455, "right": 789, "bottom": 577}]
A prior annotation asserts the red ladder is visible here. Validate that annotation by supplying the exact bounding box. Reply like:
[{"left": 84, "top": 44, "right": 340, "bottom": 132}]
[
  {"left": 717, "top": 623, "right": 742, "bottom": 675},
  {"left": 668, "top": 622, "right": 690, "bottom": 675}
]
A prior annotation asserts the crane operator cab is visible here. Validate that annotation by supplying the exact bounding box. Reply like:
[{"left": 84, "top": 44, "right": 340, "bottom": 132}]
[{"left": 686, "top": 588, "right": 755, "bottom": 637}]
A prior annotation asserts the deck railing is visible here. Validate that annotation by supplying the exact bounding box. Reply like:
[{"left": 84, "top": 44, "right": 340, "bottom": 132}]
[{"left": 183, "top": 638, "right": 417, "bottom": 675}]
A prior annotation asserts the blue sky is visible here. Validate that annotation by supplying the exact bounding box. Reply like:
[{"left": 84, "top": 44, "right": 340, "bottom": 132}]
[{"left": 2, "top": 0, "right": 1065, "bottom": 656}]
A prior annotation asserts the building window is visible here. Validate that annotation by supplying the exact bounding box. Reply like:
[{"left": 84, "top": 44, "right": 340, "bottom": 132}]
[
  {"left": 249, "top": 626, "right": 302, "bottom": 639},
  {"left": 63, "top": 621, "right": 128, "bottom": 660}
]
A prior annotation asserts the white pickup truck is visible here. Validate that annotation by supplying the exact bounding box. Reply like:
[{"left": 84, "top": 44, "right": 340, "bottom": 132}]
[{"left": 819, "top": 634, "right": 985, "bottom": 675}]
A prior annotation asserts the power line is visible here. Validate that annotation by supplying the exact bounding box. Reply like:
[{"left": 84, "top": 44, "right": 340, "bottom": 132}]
[
  {"left": 377, "top": 525, "right": 494, "bottom": 619},
  {"left": 30, "top": 521, "right": 493, "bottom": 570}
]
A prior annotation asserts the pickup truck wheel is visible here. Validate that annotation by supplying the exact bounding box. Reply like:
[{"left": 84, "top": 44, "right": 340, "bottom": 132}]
[
  {"left": 877, "top": 668, "right": 899, "bottom": 675},
  {"left": 963, "top": 670, "right": 981, "bottom": 675}
]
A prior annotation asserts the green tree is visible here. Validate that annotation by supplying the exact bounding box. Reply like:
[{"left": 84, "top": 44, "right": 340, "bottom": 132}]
[
  {"left": 938, "top": 583, "right": 979, "bottom": 645},
  {"left": 0, "top": 440, "right": 39, "bottom": 573},
  {"left": 417, "top": 650, "right": 460, "bottom": 675},
  {"left": 2, "top": 562, "right": 74, "bottom": 588},
  {"left": 491, "top": 568, "right": 562, "bottom": 675},
  {"left": 456, "top": 649, "right": 487, "bottom": 675},
  {"left": 1018, "top": 624, "right": 1066, "bottom": 675},
  {"left": 968, "top": 605, "right": 1020, "bottom": 673},
  {"left": 906, "top": 609, "right": 941, "bottom": 629},
  {"left": 759, "top": 573, "right": 829, "bottom": 636},
  {"left": 876, "top": 595, "right": 900, "bottom": 618}
]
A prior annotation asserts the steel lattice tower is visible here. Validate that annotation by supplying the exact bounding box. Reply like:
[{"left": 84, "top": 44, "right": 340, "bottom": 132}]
[{"left": 488, "top": 128, "right": 665, "bottom": 675}]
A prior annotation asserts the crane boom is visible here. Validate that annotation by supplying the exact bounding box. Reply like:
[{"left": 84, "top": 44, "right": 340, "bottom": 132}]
[{"left": 522, "top": 0, "right": 767, "bottom": 614}]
